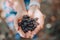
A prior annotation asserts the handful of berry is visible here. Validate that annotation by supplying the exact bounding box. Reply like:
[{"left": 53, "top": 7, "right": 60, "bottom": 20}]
[{"left": 18, "top": 15, "right": 39, "bottom": 33}]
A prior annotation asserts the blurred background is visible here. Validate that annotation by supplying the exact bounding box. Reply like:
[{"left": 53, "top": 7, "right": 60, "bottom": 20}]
[{"left": 0, "top": 0, "right": 60, "bottom": 40}]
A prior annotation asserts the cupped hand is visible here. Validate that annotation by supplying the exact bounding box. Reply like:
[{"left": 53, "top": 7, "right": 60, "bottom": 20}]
[
  {"left": 14, "top": 11, "right": 28, "bottom": 38},
  {"left": 14, "top": 6, "right": 44, "bottom": 38},
  {"left": 28, "top": 6, "right": 44, "bottom": 38}
]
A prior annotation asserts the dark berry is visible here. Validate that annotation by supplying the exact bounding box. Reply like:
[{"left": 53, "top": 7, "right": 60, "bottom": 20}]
[{"left": 18, "top": 15, "right": 39, "bottom": 33}]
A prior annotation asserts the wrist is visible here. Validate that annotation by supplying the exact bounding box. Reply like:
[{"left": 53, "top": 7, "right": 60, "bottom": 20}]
[
  {"left": 29, "top": 5, "right": 40, "bottom": 10},
  {"left": 29, "top": 1, "right": 40, "bottom": 9}
]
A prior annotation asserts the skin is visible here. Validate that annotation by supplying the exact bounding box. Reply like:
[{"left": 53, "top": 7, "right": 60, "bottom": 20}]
[
  {"left": 27, "top": 6, "right": 44, "bottom": 38},
  {"left": 6, "top": 0, "right": 27, "bottom": 38},
  {"left": 14, "top": 0, "right": 44, "bottom": 38}
]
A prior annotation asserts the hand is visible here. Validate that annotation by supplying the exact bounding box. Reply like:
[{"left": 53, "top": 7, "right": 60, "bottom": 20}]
[
  {"left": 14, "top": 11, "right": 27, "bottom": 38},
  {"left": 28, "top": 6, "right": 44, "bottom": 38},
  {"left": 25, "top": 31, "right": 32, "bottom": 38}
]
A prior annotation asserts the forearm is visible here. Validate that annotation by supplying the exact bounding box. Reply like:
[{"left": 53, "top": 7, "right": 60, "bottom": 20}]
[
  {"left": 15, "top": 0, "right": 26, "bottom": 15},
  {"left": 19, "top": 0, "right": 26, "bottom": 11}
]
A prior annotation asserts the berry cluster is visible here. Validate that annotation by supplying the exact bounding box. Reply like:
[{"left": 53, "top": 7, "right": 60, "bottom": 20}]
[{"left": 18, "top": 15, "right": 39, "bottom": 33}]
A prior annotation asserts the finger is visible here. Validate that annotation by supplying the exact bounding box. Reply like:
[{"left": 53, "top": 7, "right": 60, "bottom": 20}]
[
  {"left": 14, "top": 14, "right": 22, "bottom": 31},
  {"left": 17, "top": 27, "right": 26, "bottom": 38},
  {"left": 14, "top": 18, "right": 18, "bottom": 31},
  {"left": 30, "top": 34, "right": 34, "bottom": 38},
  {"left": 18, "top": 31, "right": 25, "bottom": 38},
  {"left": 26, "top": 32, "right": 30, "bottom": 38},
  {"left": 25, "top": 31, "right": 31, "bottom": 38},
  {"left": 25, "top": 33, "right": 29, "bottom": 38}
]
